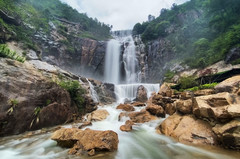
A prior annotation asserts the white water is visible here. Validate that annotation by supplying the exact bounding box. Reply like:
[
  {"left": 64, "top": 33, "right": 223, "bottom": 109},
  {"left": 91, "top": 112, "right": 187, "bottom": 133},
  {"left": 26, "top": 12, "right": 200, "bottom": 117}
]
[
  {"left": 0, "top": 103, "right": 238, "bottom": 159},
  {"left": 115, "top": 83, "right": 159, "bottom": 103},
  {"left": 86, "top": 78, "right": 99, "bottom": 103},
  {"left": 122, "top": 36, "right": 140, "bottom": 83},
  {"left": 104, "top": 39, "right": 121, "bottom": 84}
]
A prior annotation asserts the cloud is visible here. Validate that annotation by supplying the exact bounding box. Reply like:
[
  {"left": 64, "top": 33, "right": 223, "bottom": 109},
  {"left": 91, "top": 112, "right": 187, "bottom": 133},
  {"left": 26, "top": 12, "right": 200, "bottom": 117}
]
[{"left": 60, "top": 0, "right": 189, "bottom": 30}]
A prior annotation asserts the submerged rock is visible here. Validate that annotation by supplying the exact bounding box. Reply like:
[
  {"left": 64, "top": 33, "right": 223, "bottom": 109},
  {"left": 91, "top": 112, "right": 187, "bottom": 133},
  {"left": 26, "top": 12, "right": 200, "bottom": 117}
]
[
  {"left": 157, "top": 113, "right": 217, "bottom": 145},
  {"left": 51, "top": 128, "right": 119, "bottom": 156},
  {"left": 119, "top": 110, "right": 157, "bottom": 123}
]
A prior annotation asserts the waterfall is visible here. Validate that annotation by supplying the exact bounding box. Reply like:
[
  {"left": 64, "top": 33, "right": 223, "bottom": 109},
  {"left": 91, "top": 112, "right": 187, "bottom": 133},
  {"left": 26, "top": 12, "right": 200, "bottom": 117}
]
[
  {"left": 122, "top": 36, "right": 140, "bottom": 83},
  {"left": 86, "top": 78, "right": 99, "bottom": 103},
  {"left": 104, "top": 39, "right": 121, "bottom": 84},
  {"left": 115, "top": 83, "right": 159, "bottom": 103}
]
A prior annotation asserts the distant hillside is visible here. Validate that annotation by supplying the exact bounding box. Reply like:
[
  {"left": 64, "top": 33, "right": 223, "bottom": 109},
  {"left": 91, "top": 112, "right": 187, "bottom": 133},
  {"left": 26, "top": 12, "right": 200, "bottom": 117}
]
[
  {"left": 133, "top": 0, "right": 240, "bottom": 68},
  {"left": 0, "top": 0, "right": 111, "bottom": 46}
]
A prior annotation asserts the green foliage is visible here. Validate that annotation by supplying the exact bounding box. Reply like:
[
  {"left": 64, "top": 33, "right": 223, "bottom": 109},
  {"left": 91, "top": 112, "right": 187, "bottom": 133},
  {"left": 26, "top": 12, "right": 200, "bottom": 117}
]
[
  {"left": 59, "top": 80, "right": 85, "bottom": 112},
  {"left": 178, "top": 76, "right": 198, "bottom": 89},
  {"left": 186, "top": 82, "right": 218, "bottom": 91},
  {"left": 133, "top": 0, "right": 240, "bottom": 68},
  {"left": 164, "top": 70, "right": 175, "bottom": 82},
  {"left": 0, "top": 44, "right": 25, "bottom": 62},
  {"left": 46, "top": 99, "right": 51, "bottom": 106},
  {"left": 7, "top": 99, "right": 19, "bottom": 115}
]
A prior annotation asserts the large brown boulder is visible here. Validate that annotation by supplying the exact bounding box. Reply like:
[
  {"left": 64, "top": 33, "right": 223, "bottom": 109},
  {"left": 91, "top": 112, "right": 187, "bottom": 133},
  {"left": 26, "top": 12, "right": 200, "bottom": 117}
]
[
  {"left": 213, "top": 120, "right": 240, "bottom": 150},
  {"left": 157, "top": 114, "right": 217, "bottom": 145},
  {"left": 146, "top": 104, "right": 165, "bottom": 117},
  {"left": 87, "top": 109, "right": 109, "bottom": 121},
  {"left": 0, "top": 59, "right": 80, "bottom": 136},
  {"left": 131, "top": 102, "right": 145, "bottom": 107},
  {"left": 51, "top": 128, "right": 119, "bottom": 156},
  {"left": 194, "top": 89, "right": 215, "bottom": 96},
  {"left": 215, "top": 75, "right": 240, "bottom": 93},
  {"left": 193, "top": 92, "right": 240, "bottom": 121},
  {"left": 116, "top": 104, "right": 135, "bottom": 112},
  {"left": 175, "top": 99, "right": 192, "bottom": 114},
  {"left": 136, "top": 85, "right": 148, "bottom": 102}
]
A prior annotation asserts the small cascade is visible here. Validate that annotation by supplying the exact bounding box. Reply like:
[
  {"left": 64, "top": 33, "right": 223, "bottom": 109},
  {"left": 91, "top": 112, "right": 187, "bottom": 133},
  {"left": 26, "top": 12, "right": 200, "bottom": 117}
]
[
  {"left": 115, "top": 83, "right": 159, "bottom": 103},
  {"left": 104, "top": 39, "right": 121, "bottom": 84},
  {"left": 86, "top": 78, "right": 99, "bottom": 103}
]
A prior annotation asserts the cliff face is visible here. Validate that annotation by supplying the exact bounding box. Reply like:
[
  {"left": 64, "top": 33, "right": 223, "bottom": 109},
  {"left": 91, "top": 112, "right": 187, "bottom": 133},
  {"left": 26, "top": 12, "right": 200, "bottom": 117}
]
[{"left": 133, "top": 8, "right": 204, "bottom": 83}]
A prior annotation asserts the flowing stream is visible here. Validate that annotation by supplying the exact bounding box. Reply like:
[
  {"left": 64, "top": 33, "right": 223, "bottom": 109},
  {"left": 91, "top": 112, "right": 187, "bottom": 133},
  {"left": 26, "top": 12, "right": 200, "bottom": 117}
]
[{"left": 0, "top": 33, "right": 239, "bottom": 159}]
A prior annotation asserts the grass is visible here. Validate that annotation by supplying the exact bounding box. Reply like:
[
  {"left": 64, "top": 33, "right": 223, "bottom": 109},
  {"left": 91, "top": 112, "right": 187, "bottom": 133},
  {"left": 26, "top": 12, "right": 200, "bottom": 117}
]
[{"left": 0, "top": 44, "right": 25, "bottom": 63}]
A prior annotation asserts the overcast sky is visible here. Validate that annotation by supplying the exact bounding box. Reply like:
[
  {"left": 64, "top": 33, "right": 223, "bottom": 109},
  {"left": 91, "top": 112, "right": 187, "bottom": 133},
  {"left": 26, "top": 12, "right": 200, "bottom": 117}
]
[{"left": 60, "top": 0, "right": 189, "bottom": 30}]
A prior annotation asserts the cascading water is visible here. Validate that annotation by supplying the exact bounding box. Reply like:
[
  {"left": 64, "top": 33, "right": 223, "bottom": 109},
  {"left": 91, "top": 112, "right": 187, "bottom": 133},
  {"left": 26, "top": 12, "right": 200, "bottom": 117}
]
[
  {"left": 86, "top": 78, "right": 99, "bottom": 103},
  {"left": 0, "top": 32, "right": 239, "bottom": 159}
]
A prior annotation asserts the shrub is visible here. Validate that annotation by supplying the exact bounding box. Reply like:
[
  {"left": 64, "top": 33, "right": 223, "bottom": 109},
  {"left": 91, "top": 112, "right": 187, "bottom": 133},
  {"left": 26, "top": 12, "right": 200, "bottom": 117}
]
[
  {"left": 178, "top": 76, "right": 198, "bottom": 89},
  {"left": 59, "top": 80, "right": 85, "bottom": 112},
  {"left": 164, "top": 70, "right": 175, "bottom": 82}
]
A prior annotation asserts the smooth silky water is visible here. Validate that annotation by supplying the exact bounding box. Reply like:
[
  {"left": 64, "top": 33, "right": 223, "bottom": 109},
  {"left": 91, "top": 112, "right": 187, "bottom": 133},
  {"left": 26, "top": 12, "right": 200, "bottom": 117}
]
[
  {"left": 1, "top": 33, "right": 239, "bottom": 159},
  {"left": 0, "top": 85, "right": 239, "bottom": 159}
]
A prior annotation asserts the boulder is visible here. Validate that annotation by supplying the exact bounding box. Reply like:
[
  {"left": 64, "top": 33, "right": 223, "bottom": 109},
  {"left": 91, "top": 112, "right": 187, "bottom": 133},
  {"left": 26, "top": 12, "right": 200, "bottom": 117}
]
[
  {"left": 157, "top": 114, "right": 217, "bottom": 145},
  {"left": 120, "top": 120, "right": 134, "bottom": 132},
  {"left": 52, "top": 128, "right": 119, "bottom": 156},
  {"left": 87, "top": 109, "right": 109, "bottom": 121},
  {"left": 193, "top": 92, "right": 240, "bottom": 121},
  {"left": 146, "top": 104, "right": 165, "bottom": 117},
  {"left": 213, "top": 120, "right": 240, "bottom": 149},
  {"left": 215, "top": 75, "right": 240, "bottom": 93},
  {"left": 118, "top": 110, "right": 157, "bottom": 123},
  {"left": 131, "top": 102, "right": 145, "bottom": 107},
  {"left": 116, "top": 104, "right": 135, "bottom": 112},
  {"left": 158, "top": 83, "right": 175, "bottom": 97},
  {"left": 165, "top": 103, "right": 176, "bottom": 115},
  {"left": 136, "top": 85, "right": 148, "bottom": 102},
  {"left": 0, "top": 59, "right": 80, "bottom": 136},
  {"left": 175, "top": 99, "right": 192, "bottom": 114}
]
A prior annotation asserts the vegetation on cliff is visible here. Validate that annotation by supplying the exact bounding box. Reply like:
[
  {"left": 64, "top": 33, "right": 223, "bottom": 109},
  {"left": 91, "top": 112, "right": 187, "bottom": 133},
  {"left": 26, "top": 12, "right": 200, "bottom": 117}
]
[
  {"left": 0, "top": 0, "right": 111, "bottom": 46},
  {"left": 133, "top": 0, "right": 240, "bottom": 68}
]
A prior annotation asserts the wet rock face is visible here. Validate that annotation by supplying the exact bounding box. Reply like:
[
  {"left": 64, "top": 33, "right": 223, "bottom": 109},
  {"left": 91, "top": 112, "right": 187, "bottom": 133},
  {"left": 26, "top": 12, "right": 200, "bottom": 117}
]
[
  {"left": 157, "top": 113, "right": 217, "bottom": 145},
  {"left": 0, "top": 59, "right": 81, "bottom": 136},
  {"left": 225, "top": 47, "right": 240, "bottom": 64},
  {"left": 136, "top": 85, "right": 148, "bottom": 102},
  {"left": 51, "top": 128, "right": 119, "bottom": 156}
]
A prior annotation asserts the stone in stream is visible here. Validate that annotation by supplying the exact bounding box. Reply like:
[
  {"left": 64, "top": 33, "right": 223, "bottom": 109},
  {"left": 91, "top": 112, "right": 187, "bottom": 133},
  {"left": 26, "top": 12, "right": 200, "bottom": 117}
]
[
  {"left": 51, "top": 128, "right": 119, "bottom": 156},
  {"left": 146, "top": 103, "right": 165, "bottom": 117},
  {"left": 86, "top": 109, "right": 109, "bottom": 121},
  {"left": 116, "top": 103, "right": 135, "bottom": 112},
  {"left": 119, "top": 110, "right": 157, "bottom": 123},
  {"left": 120, "top": 120, "right": 134, "bottom": 132},
  {"left": 78, "top": 121, "right": 92, "bottom": 129},
  {"left": 136, "top": 85, "right": 148, "bottom": 102}
]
